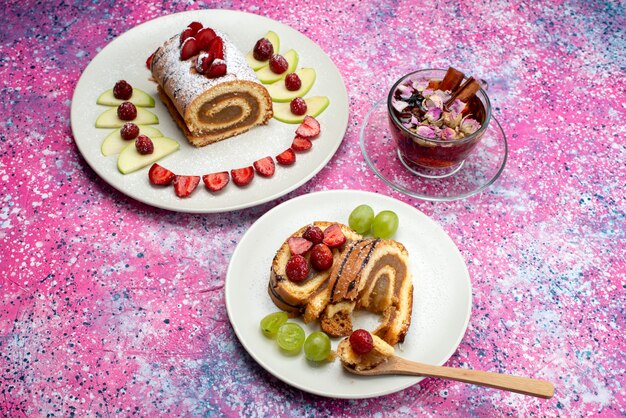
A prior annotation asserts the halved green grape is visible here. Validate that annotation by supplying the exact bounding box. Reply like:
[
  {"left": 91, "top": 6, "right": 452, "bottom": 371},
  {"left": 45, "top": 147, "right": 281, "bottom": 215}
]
[
  {"left": 349, "top": 204, "right": 375, "bottom": 234},
  {"left": 276, "top": 322, "right": 305, "bottom": 353},
  {"left": 303, "top": 331, "right": 331, "bottom": 362},
  {"left": 371, "top": 210, "right": 399, "bottom": 239},
  {"left": 260, "top": 312, "right": 288, "bottom": 338}
]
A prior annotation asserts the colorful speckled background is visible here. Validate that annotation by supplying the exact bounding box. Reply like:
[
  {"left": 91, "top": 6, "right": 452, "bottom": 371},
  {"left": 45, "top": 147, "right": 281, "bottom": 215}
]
[{"left": 1, "top": 0, "right": 625, "bottom": 416}]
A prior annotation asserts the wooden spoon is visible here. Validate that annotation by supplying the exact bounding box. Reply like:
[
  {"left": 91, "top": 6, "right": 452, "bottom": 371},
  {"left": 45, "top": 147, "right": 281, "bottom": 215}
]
[{"left": 343, "top": 356, "right": 554, "bottom": 399}]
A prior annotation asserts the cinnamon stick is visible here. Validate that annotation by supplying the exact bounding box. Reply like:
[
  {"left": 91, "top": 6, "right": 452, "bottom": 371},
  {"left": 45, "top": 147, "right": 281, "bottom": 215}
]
[
  {"left": 445, "top": 76, "right": 481, "bottom": 106},
  {"left": 439, "top": 67, "right": 465, "bottom": 92}
]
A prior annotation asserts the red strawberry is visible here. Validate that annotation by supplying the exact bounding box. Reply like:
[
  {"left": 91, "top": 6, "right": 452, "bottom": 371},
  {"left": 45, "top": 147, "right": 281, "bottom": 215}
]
[
  {"left": 349, "top": 329, "right": 374, "bottom": 354},
  {"left": 295, "top": 115, "right": 321, "bottom": 139},
  {"left": 310, "top": 243, "right": 333, "bottom": 271},
  {"left": 275, "top": 148, "right": 296, "bottom": 166},
  {"left": 180, "top": 37, "right": 198, "bottom": 60},
  {"left": 291, "top": 136, "right": 312, "bottom": 152},
  {"left": 322, "top": 223, "right": 346, "bottom": 248},
  {"left": 253, "top": 156, "right": 275, "bottom": 177},
  {"left": 196, "top": 27, "right": 217, "bottom": 50},
  {"left": 174, "top": 175, "right": 200, "bottom": 198},
  {"left": 196, "top": 51, "right": 214, "bottom": 74},
  {"left": 206, "top": 59, "right": 227, "bottom": 78},
  {"left": 146, "top": 52, "right": 155, "bottom": 70},
  {"left": 285, "top": 255, "right": 309, "bottom": 282},
  {"left": 202, "top": 171, "right": 229, "bottom": 192},
  {"left": 288, "top": 237, "right": 313, "bottom": 256},
  {"left": 231, "top": 166, "right": 254, "bottom": 187},
  {"left": 149, "top": 163, "right": 176, "bottom": 186},
  {"left": 180, "top": 27, "right": 194, "bottom": 45},
  {"left": 187, "top": 21, "right": 203, "bottom": 34},
  {"left": 302, "top": 225, "right": 324, "bottom": 244},
  {"left": 208, "top": 36, "right": 224, "bottom": 60}
]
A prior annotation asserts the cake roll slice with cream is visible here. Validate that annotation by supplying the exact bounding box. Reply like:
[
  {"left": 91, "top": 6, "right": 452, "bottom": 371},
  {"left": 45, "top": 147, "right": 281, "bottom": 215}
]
[{"left": 151, "top": 28, "right": 273, "bottom": 147}]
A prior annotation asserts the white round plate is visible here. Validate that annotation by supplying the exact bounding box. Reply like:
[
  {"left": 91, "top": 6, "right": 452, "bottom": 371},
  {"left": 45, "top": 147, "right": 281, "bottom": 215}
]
[
  {"left": 71, "top": 10, "right": 348, "bottom": 213},
  {"left": 225, "top": 190, "right": 472, "bottom": 399}
]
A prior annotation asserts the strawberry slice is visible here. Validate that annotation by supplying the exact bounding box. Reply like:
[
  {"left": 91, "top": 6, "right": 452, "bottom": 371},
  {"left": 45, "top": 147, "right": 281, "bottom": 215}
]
[
  {"left": 148, "top": 163, "right": 176, "bottom": 186},
  {"left": 146, "top": 52, "right": 155, "bottom": 70},
  {"left": 196, "top": 51, "right": 214, "bottom": 74},
  {"left": 322, "top": 224, "right": 346, "bottom": 248},
  {"left": 208, "top": 36, "right": 224, "bottom": 60},
  {"left": 196, "top": 27, "right": 217, "bottom": 50},
  {"left": 174, "top": 175, "right": 200, "bottom": 198},
  {"left": 187, "top": 21, "right": 203, "bottom": 35},
  {"left": 180, "top": 27, "right": 194, "bottom": 45},
  {"left": 253, "top": 156, "right": 275, "bottom": 177},
  {"left": 206, "top": 59, "right": 227, "bottom": 78},
  {"left": 276, "top": 148, "right": 296, "bottom": 166},
  {"left": 291, "top": 136, "right": 312, "bottom": 152},
  {"left": 288, "top": 237, "right": 313, "bottom": 256},
  {"left": 231, "top": 166, "right": 254, "bottom": 187},
  {"left": 180, "top": 37, "right": 198, "bottom": 60},
  {"left": 295, "top": 115, "right": 321, "bottom": 139},
  {"left": 202, "top": 171, "right": 229, "bottom": 192}
]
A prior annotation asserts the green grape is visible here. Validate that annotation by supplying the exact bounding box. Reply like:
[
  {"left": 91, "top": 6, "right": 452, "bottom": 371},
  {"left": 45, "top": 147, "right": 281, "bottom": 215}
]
[
  {"left": 349, "top": 204, "right": 375, "bottom": 234},
  {"left": 371, "top": 210, "right": 399, "bottom": 239},
  {"left": 276, "top": 322, "right": 305, "bottom": 353},
  {"left": 260, "top": 311, "right": 288, "bottom": 338},
  {"left": 303, "top": 331, "right": 331, "bottom": 362}
]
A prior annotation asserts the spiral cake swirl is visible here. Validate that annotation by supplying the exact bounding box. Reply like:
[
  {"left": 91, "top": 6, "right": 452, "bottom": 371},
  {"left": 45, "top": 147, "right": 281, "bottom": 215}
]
[{"left": 151, "top": 30, "right": 273, "bottom": 147}]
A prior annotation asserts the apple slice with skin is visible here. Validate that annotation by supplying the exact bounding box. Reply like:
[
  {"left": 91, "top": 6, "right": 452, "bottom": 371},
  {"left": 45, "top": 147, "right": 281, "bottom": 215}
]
[
  {"left": 101, "top": 125, "right": 163, "bottom": 156},
  {"left": 273, "top": 96, "right": 330, "bottom": 124},
  {"left": 117, "top": 136, "right": 179, "bottom": 174},
  {"left": 97, "top": 88, "right": 155, "bottom": 107},
  {"left": 255, "top": 49, "right": 298, "bottom": 84},
  {"left": 266, "top": 68, "right": 316, "bottom": 102},
  {"left": 95, "top": 107, "right": 159, "bottom": 128},
  {"left": 245, "top": 31, "right": 280, "bottom": 71}
]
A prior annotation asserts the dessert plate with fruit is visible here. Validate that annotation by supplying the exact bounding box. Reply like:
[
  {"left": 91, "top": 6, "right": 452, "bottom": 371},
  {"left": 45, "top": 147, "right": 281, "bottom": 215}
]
[
  {"left": 71, "top": 10, "right": 347, "bottom": 212},
  {"left": 225, "top": 190, "right": 472, "bottom": 399}
]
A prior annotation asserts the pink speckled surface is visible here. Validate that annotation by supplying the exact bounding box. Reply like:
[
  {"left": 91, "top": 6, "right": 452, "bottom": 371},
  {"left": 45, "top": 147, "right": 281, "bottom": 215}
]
[{"left": 1, "top": 0, "right": 625, "bottom": 416}]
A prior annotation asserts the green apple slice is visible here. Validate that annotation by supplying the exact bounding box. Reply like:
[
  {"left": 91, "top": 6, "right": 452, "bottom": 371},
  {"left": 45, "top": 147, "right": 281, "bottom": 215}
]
[
  {"left": 96, "top": 88, "right": 155, "bottom": 107},
  {"left": 245, "top": 31, "right": 280, "bottom": 71},
  {"left": 95, "top": 107, "right": 159, "bottom": 128},
  {"left": 273, "top": 96, "right": 330, "bottom": 124},
  {"left": 265, "top": 68, "right": 316, "bottom": 102},
  {"left": 117, "top": 136, "right": 179, "bottom": 174},
  {"left": 101, "top": 125, "right": 163, "bottom": 156},
  {"left": 255, "top": 49, "right": 299, "bottom": 84}
]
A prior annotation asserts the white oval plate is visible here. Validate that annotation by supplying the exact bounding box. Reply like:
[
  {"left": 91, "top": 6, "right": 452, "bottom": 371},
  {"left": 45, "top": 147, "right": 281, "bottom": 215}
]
[
  {"left": 71, "top": 10, "right": 348, "bottom": 213},
  {"left": 225, "top": 190, "right": 472, "bottom": 399}
]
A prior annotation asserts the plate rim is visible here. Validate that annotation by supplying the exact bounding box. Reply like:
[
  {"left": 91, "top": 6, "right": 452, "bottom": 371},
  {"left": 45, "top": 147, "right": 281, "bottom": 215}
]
[
  {"left": 70, "top": 9, "right": 349, "bottom": 213},
  {"left": 224, "top": 189, "right": 473, "bottom": 399}
]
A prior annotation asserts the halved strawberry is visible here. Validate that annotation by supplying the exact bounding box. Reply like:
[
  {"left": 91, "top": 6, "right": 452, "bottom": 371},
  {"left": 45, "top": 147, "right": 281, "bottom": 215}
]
[
  {"left": 295, "top": 115, "right": 321, "bottom": 139},
  {"left": 180, "top": 37, "right": 199, "bottom": 60},
  {"left": 180, "top": 27, "right": 194, "bottom": 45},
  {"left": 206, "top": 59, "right": 227, "bottom": 78},
  {"left": 146, "top": 52, "right": 155, "bottom": 70},
  {"left": 196, "top": 27, "right": 217, "bottom": 50},
  {"left": 253, "top": 156, "right": 275, "bottom": 177},
  {"left": 291, "top": 136, "right": 312, "bottom": 152},
  {"left": 231, "top": 166, "right": 254, "bottom": 187},
  {"left": 187, "top": 21, "right": 203, "bottom": 35},
  {"left": 288, "top": 237, "right": 313, "bottom": 256},
  {"left": 322, "top": 223, "right": 346, "bottom": 248},
  {"left": 174, "top": 175, "right": 200, "bottom": 198},
  {"left": 148, "top": 163, "right": 176, "bottom": 186},
  {"left": 202, "top": 171, "right": 229, "bottom": 192},
  {"left": 196, "top": 51, "right": 214, "bottom": 74},
  {"left": 208, "top": 36, "right": 224, "bottom": 60},
  {"left": 276, "top": 148, "right": 296, "bottom": 166}
]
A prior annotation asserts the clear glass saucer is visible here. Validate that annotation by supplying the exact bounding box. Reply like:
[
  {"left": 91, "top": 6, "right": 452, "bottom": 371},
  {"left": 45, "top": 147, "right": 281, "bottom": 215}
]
[{"left": 359, "top": 99, "right": 508, "bottom": 201}]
